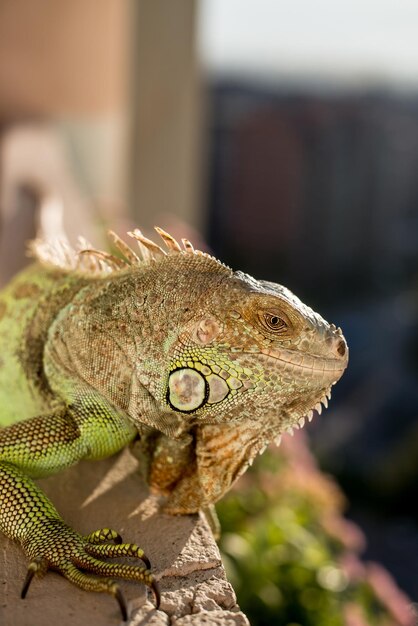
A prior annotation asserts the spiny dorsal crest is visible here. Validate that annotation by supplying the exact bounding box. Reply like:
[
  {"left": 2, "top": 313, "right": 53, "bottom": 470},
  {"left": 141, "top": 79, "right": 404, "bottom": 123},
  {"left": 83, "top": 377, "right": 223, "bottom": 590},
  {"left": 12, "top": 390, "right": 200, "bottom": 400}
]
[{"left": 30, "top": 226, "right": 230, "bottom": 276}]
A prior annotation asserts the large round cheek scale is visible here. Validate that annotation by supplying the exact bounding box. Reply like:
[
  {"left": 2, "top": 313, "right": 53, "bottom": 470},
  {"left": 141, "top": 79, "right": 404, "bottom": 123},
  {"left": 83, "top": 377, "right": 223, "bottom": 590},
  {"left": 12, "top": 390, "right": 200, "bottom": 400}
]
[{"left": 168, "top": 368, "right": 207, "bottom": 412}]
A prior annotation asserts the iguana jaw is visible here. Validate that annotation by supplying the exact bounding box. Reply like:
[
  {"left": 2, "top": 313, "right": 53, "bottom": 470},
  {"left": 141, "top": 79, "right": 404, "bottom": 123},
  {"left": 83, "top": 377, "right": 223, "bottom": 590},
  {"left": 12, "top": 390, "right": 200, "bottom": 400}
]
[
  {"left": 265, "top": 313, "right": 348, "bottom": 430},
  {"left": 258, "top": 341, "right": 348, "bottom": 442}
]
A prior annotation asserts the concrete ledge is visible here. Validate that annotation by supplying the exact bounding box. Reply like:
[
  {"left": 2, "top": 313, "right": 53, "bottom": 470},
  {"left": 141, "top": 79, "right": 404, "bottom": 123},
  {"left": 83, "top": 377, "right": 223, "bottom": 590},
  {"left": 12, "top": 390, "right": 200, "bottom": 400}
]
[{"left": 0, "top": 449, "right": 249, "bottom": 626}]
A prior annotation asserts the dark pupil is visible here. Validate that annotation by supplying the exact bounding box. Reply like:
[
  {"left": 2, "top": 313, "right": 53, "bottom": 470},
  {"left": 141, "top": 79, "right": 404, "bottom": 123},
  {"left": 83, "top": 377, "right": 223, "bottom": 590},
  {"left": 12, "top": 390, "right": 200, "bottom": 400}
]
[{"left": 270, "top": 316, "right": 280, "bottom": 326}]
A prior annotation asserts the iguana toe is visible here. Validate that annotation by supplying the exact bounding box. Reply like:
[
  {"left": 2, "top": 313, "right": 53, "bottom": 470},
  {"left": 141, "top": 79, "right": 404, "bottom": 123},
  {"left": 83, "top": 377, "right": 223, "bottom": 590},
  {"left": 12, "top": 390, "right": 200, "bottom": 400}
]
[
  {"left": 20, "top": 520, "right": 159, "bottom": 619},
  {"left": 84, "top": 527, "right": 123, "bottom": 545}
]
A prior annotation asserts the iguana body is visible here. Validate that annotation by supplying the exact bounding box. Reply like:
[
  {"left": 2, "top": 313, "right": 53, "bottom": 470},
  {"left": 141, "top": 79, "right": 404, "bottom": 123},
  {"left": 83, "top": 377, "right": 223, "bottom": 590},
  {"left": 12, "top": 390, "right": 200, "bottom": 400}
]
[{"left": 0, "top": 227, "right": 348, "bottom": 619}]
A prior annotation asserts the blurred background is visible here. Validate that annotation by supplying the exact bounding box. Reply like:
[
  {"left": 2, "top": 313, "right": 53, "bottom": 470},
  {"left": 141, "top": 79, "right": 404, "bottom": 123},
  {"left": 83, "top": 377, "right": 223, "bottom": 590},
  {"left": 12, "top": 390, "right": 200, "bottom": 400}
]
[{"left": 0, "top": 1, "right": 417, "bottom": 624}]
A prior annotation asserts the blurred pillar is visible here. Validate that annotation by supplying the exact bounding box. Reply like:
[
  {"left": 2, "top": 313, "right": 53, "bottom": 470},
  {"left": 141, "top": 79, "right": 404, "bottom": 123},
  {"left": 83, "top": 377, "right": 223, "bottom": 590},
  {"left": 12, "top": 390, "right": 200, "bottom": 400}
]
[
  {"left": 0, "top": 0, "right": 203, "bottom": 285},
  {"left": 129, "top": 0, "right": 203, "bottom": 231},
  {"left": 0, "top": 0, "right": 130, "bottom": 214},
  {"left": 0, "top": 0, "right": 128, "bottom": 118},
  {"left": 0, "top": 0, "right": 130, "bottom": 277}
]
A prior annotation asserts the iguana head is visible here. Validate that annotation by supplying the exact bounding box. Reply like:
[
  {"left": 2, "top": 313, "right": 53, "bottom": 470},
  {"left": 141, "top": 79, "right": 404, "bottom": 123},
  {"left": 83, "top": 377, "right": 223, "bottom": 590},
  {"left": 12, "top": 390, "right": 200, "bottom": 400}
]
[
  {"left": 163, "top": 265, "right": 348, "bottom": 438},
  {"left": 35, "top": 226, "right": 348, "bottom": 444}
]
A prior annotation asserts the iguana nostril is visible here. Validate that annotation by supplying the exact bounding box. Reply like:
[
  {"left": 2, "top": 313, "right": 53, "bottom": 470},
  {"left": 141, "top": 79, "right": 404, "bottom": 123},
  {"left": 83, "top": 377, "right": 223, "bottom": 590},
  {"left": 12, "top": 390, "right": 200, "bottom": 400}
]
[{"left": 336, "top": 339, "right": 346, "bottom": 357}]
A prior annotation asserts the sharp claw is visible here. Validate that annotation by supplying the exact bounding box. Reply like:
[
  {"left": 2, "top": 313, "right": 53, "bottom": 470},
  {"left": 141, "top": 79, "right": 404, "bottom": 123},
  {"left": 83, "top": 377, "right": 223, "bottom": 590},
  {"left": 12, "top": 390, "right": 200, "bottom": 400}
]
[
  {"left": 21, "top": 558, "right": 47, "bottom": 599},
  {"left": 141, "top": 554, "right": 151, "bottom": 570},
  {"left": 114, "top": 586, "right": 128, "bottom": 621},
  {"left": 21, "top": 566, "right": 36, "bottom": 599},
  {"left": 151, "top": 579, "right": 161, "bottom": 609}
]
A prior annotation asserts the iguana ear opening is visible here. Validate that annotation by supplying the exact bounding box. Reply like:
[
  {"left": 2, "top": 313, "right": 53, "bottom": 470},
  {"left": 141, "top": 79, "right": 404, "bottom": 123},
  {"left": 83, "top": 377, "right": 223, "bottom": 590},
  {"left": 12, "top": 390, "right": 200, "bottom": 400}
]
[{"left": 192, "top": 317, "right": 222, "bottom": 345}]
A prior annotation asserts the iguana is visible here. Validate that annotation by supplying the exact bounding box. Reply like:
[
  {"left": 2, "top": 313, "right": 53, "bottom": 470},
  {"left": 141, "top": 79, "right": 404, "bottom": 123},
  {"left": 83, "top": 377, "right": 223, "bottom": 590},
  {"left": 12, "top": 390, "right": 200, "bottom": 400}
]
[{"left": 0, "top": 226, "right": 348, "bottom": 620}]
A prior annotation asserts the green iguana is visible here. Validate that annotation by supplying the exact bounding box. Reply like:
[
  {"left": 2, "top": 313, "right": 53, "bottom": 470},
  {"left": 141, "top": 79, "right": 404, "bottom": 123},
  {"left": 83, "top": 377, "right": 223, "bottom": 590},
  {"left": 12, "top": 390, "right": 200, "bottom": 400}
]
[{"left": 0, "top": 226, "right": 348, "bottom": 620}]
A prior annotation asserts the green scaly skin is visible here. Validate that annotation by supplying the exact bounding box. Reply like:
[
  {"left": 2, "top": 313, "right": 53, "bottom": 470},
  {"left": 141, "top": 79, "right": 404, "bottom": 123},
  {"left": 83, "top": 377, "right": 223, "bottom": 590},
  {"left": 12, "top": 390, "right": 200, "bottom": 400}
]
[{"left": 0, "top": 227, "right": 348, "bottom": 620}]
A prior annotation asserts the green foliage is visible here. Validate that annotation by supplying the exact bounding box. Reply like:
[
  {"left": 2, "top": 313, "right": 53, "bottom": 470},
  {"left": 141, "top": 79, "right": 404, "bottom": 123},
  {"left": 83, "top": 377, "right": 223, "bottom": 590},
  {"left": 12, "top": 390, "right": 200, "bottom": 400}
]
[{"left": 217, "top": 437, "right": 414, "bottom": 626}]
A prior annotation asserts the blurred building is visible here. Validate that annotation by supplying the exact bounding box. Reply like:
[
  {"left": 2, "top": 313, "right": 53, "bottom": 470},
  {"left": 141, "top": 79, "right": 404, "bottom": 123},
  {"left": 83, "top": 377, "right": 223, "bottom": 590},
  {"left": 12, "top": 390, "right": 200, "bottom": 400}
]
[
  {"left": 0, "top": 0, "right": 202, "bottom": 284},
  {"left": 207, "top": 82, "right": 418, "bottom": 305}
]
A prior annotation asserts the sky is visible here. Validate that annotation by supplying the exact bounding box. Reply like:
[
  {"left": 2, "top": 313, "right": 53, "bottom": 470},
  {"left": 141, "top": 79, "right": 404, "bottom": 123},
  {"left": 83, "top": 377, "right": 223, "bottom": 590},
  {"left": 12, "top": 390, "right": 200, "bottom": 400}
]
[{"left": 199, "top": 0, "right": 418, "bottom": 87}]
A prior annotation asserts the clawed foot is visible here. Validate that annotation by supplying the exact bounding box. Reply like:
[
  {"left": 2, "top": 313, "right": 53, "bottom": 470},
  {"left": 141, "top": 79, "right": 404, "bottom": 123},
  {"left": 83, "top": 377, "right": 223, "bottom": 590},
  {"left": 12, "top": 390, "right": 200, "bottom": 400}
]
[{"left": 20, "top": 522, "right": 160, "bottom": 621}]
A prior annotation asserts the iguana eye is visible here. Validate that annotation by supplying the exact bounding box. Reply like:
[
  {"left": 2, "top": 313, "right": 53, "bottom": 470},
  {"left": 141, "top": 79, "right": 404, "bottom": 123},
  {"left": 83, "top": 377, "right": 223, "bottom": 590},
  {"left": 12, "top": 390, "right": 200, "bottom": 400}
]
[{"left": 259, "top": 311, "right": 289, "bottom": 334}]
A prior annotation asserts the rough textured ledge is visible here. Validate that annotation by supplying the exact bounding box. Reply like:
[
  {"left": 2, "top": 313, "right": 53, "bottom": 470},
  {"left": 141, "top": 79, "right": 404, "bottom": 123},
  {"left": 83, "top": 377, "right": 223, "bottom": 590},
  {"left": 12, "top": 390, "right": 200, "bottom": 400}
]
[{"left": 0, "top": 449, "right": 249, "bottom": 626}]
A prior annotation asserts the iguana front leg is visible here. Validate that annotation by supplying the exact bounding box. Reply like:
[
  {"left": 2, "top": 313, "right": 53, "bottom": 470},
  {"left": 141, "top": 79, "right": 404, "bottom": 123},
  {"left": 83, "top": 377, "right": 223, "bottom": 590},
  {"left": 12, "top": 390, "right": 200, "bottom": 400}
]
[{"left": 0, "top": 399, "right": 159, "bottom": 619}]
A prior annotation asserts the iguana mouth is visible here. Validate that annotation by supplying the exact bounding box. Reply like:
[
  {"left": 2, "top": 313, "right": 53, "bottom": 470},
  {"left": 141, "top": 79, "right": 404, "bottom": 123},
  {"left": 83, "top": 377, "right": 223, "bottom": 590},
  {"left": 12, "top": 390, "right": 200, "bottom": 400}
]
[{"left": 260, "top": 348, "right": 347, "bottom": 375}]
